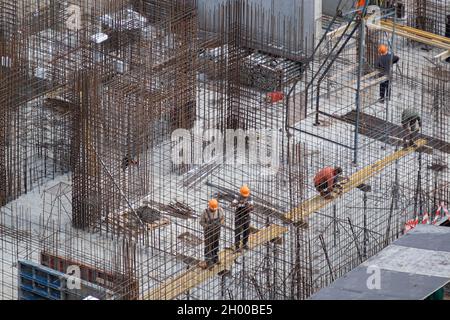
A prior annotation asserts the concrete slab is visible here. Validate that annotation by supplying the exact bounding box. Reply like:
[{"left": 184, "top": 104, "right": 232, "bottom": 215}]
[{"left": 310, "top": 266, "right": 449, "bottom": 300}]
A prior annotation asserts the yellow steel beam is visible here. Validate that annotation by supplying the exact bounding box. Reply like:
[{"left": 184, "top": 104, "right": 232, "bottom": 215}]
[
  {"left": 381, "top": 20, "right": 450, "bottom": 45},
  {"left": 368, "top": 21, "right": 450, "bottom": 51},
  {"left": 326, "top": 17, "right": 450, "bottom": 50},
  {"left": 284, "top": 139, "right": 427, "bottom": 224},
  {"left": 144, "top": 223, "right": 287, "bottom": 300}
]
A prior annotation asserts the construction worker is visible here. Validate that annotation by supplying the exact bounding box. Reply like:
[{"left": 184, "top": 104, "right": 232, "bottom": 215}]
[
  {"left": 401, "top": 109, "right": 422, "bottom": 147},
  {"left": 314, "top": 166, "right": 346, "bottom": 199},
  {"left": 199, "top": 199, "right": 225, "bottom": 268},
  {"left": 121, "top": 154, "right": 138, "bottom": 172},
  {"left": 375, "top": 44, "right": 400, "bottom": 103},
  {"left": 231, "top": 185, "right": 254, "bottom": 252}
]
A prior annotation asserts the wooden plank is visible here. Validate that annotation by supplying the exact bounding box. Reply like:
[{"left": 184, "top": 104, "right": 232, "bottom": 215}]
[
  {"left": 359, "top": 75, "right": 388, "bottom": 91},
  {"left": 326, "top": 22, "right": 357, "bottom": 39},
  {"left": 327, "top": 65, "right": 358, "bottom": 82},
  {"left": 144, "top": 224, "right": 287, "bottom": 300},
  {"left": 359, "top": 71, "right": 381, "bottom": 82},
  {"left": 434, "top": 50, "right": 450, "bottom": 61},
  {"left": 347, "top": 71, "right": 386, "bottom": 90},
  {"left": 330, "top": 71, "right": 383, "bottom": 92},
  {"left": 284, "top": 139, "right": 427, "bottom": 224},
  {"left": 340, "top": 110, "right": 450, "bottom": 154}
]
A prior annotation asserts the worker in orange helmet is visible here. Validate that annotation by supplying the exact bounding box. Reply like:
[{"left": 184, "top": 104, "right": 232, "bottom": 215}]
[
  {"left": 231, "top": 185, "right": 254, "bottom": 251},
  {"left": 199, "top": 198, "right": 225, "bottom": 268},
  {"left": 314, "top": 166, "right": 347, "bottom": 199},
  {"left": 375, "top": 44, "right": 400, "bottom": 103}
]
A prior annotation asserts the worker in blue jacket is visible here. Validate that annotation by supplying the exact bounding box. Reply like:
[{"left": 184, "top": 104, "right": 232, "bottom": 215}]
[{"left": 375, "top": 44, "right": 400, "bottom": 103}]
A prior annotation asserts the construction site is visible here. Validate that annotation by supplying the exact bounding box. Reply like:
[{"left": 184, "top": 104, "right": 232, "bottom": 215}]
[{"left": 0, "top": 0, "right": 449, "bottom": 300}]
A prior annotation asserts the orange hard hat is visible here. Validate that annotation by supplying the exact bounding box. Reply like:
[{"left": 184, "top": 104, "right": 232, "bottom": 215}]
[
  {"left": 208, "top": 198, "right": 219, "bottom": 211},
  {"left": 240, "top": 185, "right": 250, "bottom": 197},
  {"left": 356, "top": 0, "right": 366, "bottom": 8},
  {"left": 378, "top": 44, "right": 388, "bottom": 55}
]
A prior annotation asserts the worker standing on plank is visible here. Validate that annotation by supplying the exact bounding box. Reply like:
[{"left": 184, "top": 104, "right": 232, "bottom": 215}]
[
  {"left": 231, "top": 185, "right": 254, "bottom": 252},
  {"left": 401, "top": 109, "right": 422, "bottom": 148},
  {"left": 375, "top": 44, "right": 400, "bottom": 103},
  {"left": 200, "top": 199, "right": 225, "bottom": 269},
  {"left": 314, "top": 166, "right": 347, "bottom": 199}
]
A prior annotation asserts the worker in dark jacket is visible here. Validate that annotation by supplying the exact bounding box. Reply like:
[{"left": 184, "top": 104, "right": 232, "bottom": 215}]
[
  {"left": 375, "top": 44, "right": 399, "bottom": 103},
  {"left": 231, "top": 185, "right": 254, "bottom": 252},
  {"left": 199, "top": 199, "right": 225, "bottom": 268},
  {"left": 314, "top": 166, "right": 347, "bottom": 199},
  {"left": 401, "top": 109, "right": 421, "bottom": 147}
]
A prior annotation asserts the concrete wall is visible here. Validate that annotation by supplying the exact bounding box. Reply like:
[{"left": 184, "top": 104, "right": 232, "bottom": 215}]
[
  {"left": 197, "top": 0, "right": 321, "bottom": 54},
  {"left": 322, "top": 0, "right": 353, "bottom": 16}
]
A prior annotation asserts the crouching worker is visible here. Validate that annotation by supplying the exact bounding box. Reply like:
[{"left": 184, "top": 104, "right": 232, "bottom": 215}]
[
  {"left": 401, "top": 109, "right": 421, "bottom": 148},
  {"left": 314, "top": 166, "right": 347, "bottom": 199},
  {"left": 200, "top": 199, "right": 225, "bottom": 269}
]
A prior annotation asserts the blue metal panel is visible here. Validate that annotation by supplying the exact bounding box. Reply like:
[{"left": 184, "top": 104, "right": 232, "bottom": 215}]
[
  {"left": 18, "top": 260, "right": 66, "bottom": 301},
  {"left": 18, "top": 259, "right": 110, "bottom": 300}
]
